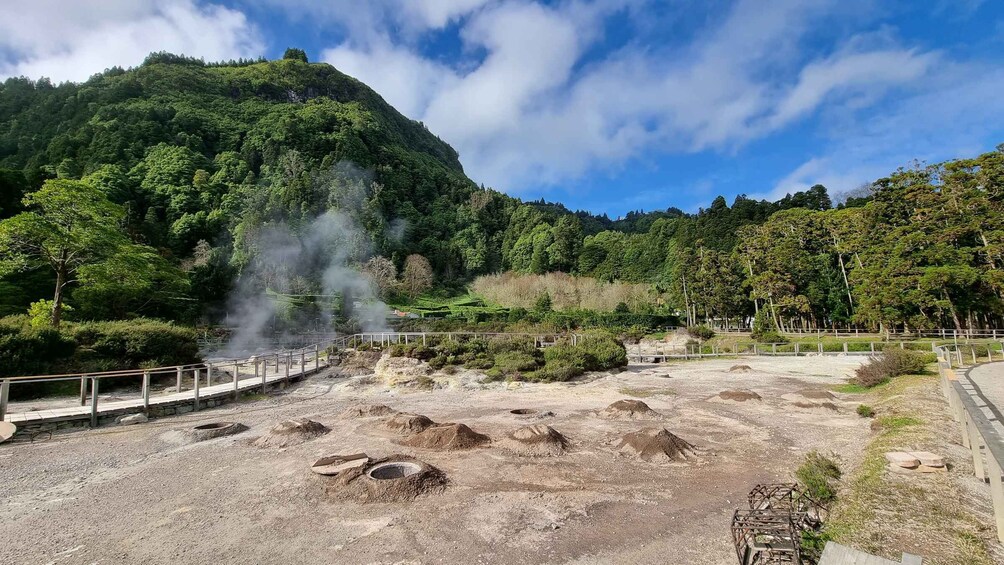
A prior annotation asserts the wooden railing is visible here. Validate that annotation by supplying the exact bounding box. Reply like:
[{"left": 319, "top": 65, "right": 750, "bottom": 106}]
[
  {"left": 0, "top": 332, "right": 578, "bottom": 425},
  {"left": 934, "top": 345, "right": 1004, "bottom": 543}
]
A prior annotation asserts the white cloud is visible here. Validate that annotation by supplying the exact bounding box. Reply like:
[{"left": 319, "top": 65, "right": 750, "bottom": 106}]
[
  {"left": 321, "top": 0, "right": 952, "bottom": 193},
  {"left": 0, "top": 0, "right": 263, "bottom": 82}
]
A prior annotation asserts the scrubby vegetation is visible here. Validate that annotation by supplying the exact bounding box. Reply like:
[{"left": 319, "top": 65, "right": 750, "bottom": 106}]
[
  {"left": 471, "top": 272, "right": 657, "bottom": 312},
  {"left": 796, "top": 450, "right": 842, "bottom": 504},
  {"left": 386, "top": 332, "right": 627, "bottom": 383},
  {"left": 853, "top": 347, "right": 935, "bottom": 387},
  {"left": 0, "top": 316, "right": 199, "bottom": 396}
]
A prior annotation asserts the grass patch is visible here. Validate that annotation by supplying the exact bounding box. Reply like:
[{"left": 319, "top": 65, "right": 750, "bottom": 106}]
[
  {"left": 618, "top": 387, "right": 676, "bottom": 398},
  {"left": 832, "top": 383, "right": 873, "bottom": 394},
  {"left": 237, "top": 393, "right": 269, "bottom": 403},
  {"left": 824, "top": 373, "right": 994, "bottom": 563}
]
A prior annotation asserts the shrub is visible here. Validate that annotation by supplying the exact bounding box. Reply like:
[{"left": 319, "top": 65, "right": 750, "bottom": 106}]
[
  {"left": 493, "top": 351, "right": 542, "bottom": 375},
  {"left": 463, "top": 355, "right": 495, "bottom": 370},
  {"left": 614, "top": 302, "right": 630, "bottom": 313},
  {"left": 756, "top": 331, "right": 789, "bottom": 344},
  {"left": 576, "top": 333, "right": 627, "bottom": 370},
  {"left": 687, "top": 325, "right": 715, "bottom": 340},
  {"left": 427, "top": 355, "right": 448, "bottom": 370},
  {"left": 72, "top": 319, "right": 199, "bottom": 366},
  {"left": 527, "top": 359, "right": 583, "bottom": 382},
  {"left": 534, "top": 292, "right": 553, "bottom": 312},
  {"left": 853, "top": 347, "right": 932, "bottom": 387},
  {"left": 856, "top": 404, "right": 875, "bottom": 418},
  {"left": 796, "top": 451, "right": 841, "bottom": 503},
  {"left": 0, "top": 316, "right": 75, "bottom": 377}
]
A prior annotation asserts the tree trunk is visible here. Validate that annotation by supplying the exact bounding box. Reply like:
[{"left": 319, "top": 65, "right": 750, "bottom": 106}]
[{"left": 52, "top": 258, "right": 67, "bottom": 328}]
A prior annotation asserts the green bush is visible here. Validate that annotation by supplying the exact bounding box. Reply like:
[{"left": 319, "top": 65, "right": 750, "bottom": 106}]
[
  {"left": 796, "top": 450, "right": 841, "bottom": 503},
  {"left": 463, "top": 355, "right": 495, "bottom": 370},
  {"left": 527, "top": 359, "right": 582, "bottom": 382},
  {"left": 493, "top": 351, "right": 542, "bottom": 375},
  {"left": 856, "top": 404, "right": 875, "bottom": 418},
  {"left": 754, "top": 331, "right": 789, "bottom": 344},
  {"left": 72, "top": 319, "right": 199, "bottom": 366},
  {"left": 0, "top": 316, "right": 75, "bottom": 377},
  {"left": 853, "top": 347, "right": 932, "bottom": 387},
  {"left": 427, "top": 355, "right": 448, "bottom": 370},
  {"left": 687, "top": 325, "right": 715, "bottom": 340},
  {"left": 576, "top": 333, "right": 628, "bottom": 370}
]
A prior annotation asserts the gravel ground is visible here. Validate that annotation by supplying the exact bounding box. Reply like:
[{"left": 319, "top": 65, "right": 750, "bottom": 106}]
[{"left": 0, "top": 356, "right": 870, "bottom": 565}]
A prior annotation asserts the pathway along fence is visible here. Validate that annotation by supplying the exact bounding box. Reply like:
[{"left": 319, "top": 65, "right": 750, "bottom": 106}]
[
  {"left": 0, "top": 331, "right": 574, "bottom": 426},
  {"left": 935, "top": 344, "right": 1004, "bottom": 543},
  {"left": 624, "top": 339, "right": 991, "bottom": 363}
]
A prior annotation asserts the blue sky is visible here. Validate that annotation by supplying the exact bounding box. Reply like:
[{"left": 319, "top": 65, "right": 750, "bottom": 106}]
[{"left": 1, "top": 1, "right": 1003, "bottom": 217}]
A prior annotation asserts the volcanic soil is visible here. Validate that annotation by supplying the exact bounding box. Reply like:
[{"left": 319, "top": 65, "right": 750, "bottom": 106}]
[{"left": 0, "top": 356, "right": 870, "bottom": 565}]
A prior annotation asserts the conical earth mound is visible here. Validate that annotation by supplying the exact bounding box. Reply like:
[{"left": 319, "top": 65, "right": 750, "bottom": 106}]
[
  {"left": 252, "top": 418, "right": 329, "bottom": 448},
  {"left": 325, "top": 455, "right": 447, "bottom": 502},
  {"left": 340, "top": 404, "right": 397, "bottom": 418},
  {"left": 600, "top": 399, "right": 658, "bottom": 419},
  {"left": 497, "top": 424, "right": 569, "bottom": 457},
  {"left": 617, "top": 427, "right": 697, "bottom": 462},
  {"left": 403, "top": 423, "right": 490, "bottom": 450},
  {"left": 382, "top": 413, "right": 435, "bottom": 434}
]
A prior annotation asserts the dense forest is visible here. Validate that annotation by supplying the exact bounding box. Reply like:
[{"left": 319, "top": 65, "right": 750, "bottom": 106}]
[{"left": 1, "top": 51, "right": 1002, "bottom": 334}]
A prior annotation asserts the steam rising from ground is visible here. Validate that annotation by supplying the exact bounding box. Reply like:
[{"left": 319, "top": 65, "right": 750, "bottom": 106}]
[{"left": 220, "top": 162, "right": 394, "bottom": 357}]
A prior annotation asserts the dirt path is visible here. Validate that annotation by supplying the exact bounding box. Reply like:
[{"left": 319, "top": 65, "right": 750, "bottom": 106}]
[{"left": 0, "top": 357, "right": 869, "bottom": 565}]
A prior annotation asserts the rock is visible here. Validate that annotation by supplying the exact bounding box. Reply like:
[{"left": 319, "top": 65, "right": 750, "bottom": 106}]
[
  {"left": 117, "top": 413, "right": 148, "bottom": 425},
  {"left": 884, "top": 451, "right": 920, "bottom": 468},
  {"left": 908, "top": 451, "right": 945, "bottom": 467},
  {"left": 375, "top": 356, "right": 429, "bottom": 386}
]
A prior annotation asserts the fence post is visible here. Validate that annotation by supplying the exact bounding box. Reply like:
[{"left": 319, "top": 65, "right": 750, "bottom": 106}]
[
  {"left": 233, "top": 362, "right": 240, "bottom": 400},
  {"left": 206, "top": 363, "right": 213, "bottom": 387},
  {"left": 987, "top": 454, "right": 1004, "bottom": 543},
  {"left": 958, "top": 348, "right": 964, "bottom": 366},
  {"left": 193, "top": 368, "right": 200, "bottom": 412},
  {"left": 966, "top": 413, "right": 986, "bottom": 481},
  {"left": 843, "top": 342, "right": 848, "bottom": 354},
  {"left": 89, "top": 377, "right": 99, "bottom": 428},
  {"left": 79, "top": 376, "right": 87, "bottom": 406},
  {"left": 284, "top": 352, "right": 290, "bottom": 383},
  {"left": 176, "top": 367, "right": 183, "bottom": 393},
  {"left": 870, "top": 342, "right": 875, "bottom": 354},
  {"left": 818, "top": 342, "right": 823, "bottom": 354},
  {"left": 257, "top": 357, "right": 265, "bottom": 393},
  {"left": 142, "top": 371, "right": 150, "bottom": 412},
  {"left": 300, "top": 350, "right": 305, "bottom": 374},
  {"left": 972, "top": 347, "right": 978, "bottom": 365},
  {"left": 422, "top": 333, "right": 427, "bottom": 346},
  {"left": 0, "top": 379, "right": 9, "bottom": 421},
  {"left": 794, "top": 343, "right": 799, "bottom": 356},
  {"left": 772, "top": 343, "right": 777, "bottom": 355}
]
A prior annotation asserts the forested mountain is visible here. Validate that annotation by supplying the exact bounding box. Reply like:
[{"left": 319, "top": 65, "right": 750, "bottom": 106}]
[{"left": 0, "top": 51, "right": 1001, "bottom": 333}]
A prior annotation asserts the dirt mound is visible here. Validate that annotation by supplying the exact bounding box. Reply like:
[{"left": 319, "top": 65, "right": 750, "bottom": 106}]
[
  {"left": 340, "top": 404, "right": 397, "bottom": 419},
  {"left": 325, "top": 455, "right": 448, "bottom": 502},
  {"left": 793, "top": 401, "right": 839, "bottom": 412},
  {"left": 497, "top": 425, "right": 569, "bottom": 457},
  {"left": 796, "top": 389, "right": 836, "bottom": 400},
  {"left": 617, "top": 428, "right": 697, "bottom": 462},
  {"left": 382, "top": 413, "right": 436, "bottom": 434},
  {"left": 403, "top": 423, "right": 491, "bottom": 450},
  {"left": 716, "top": 389, "right": 762, "bottom": 402},
  {"left": 600, "top": 399, "right": 658, "bottom": 419},
  {"left": 729, "top": 364, "right": 753, "bottom": 373},
  {"left": 252, "top": 418, "right": 329, "bottom": 448}
]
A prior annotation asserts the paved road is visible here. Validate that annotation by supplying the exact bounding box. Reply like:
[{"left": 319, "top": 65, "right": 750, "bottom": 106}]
[{"left": 966, "top": 362, "right": 1004, "bottom": 435}]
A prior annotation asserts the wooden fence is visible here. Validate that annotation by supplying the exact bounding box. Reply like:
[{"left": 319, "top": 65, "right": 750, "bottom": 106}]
[{"left": 935, "top": 345, "right": 1004, "bottom": 543}]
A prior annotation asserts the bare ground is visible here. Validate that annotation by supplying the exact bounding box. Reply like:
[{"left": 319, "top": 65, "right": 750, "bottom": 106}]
[{"left": 1, "top": 356, "right": 879, "bottom": 565}]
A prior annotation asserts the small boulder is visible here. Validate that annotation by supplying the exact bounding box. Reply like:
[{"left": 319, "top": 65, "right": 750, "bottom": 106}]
[{"left": 117, "top": 413, "right": 148, "bottom": 426}]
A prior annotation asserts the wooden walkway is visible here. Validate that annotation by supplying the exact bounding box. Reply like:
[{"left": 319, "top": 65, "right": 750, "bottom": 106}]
[{"left": 4, "top": 359, "right": 326, "bottom": 430}]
